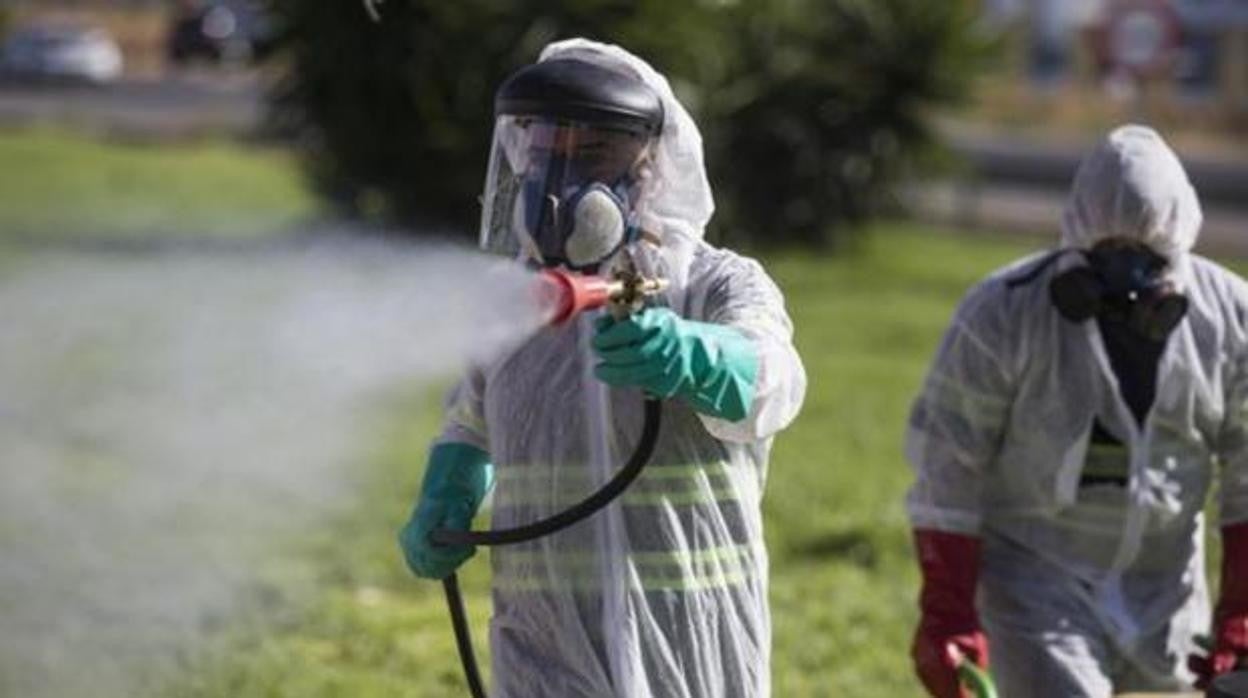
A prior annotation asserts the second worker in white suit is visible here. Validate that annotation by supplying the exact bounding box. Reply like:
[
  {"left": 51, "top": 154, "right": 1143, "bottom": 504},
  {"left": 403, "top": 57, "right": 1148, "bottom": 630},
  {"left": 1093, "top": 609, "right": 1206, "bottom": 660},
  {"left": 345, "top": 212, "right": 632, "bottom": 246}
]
[{"left": 906, "top": 125, "right": 1248, "bottom": 697}]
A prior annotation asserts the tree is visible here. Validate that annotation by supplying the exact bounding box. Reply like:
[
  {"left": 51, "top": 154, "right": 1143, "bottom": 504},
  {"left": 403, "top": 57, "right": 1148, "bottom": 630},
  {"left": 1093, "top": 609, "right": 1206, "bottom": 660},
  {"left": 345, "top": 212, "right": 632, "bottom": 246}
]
[
  {"left": 692, "top": 0, "right": 993, "bottom": 245},
  {"left": 267, "top": 0, "right": 992, "bottom": 245}
]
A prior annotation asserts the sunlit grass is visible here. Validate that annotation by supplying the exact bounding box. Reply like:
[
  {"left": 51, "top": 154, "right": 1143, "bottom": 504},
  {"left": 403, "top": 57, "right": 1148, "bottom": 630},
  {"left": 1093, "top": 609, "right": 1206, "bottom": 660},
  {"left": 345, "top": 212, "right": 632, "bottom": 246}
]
[
  {"left": 160, "top": 223, "right": 1035, "bottom": 698},
  {"left": 4, "top": 126, "right": 1238, "bottom": 696},
  {"left": 0, "top": 128, "right": 319, "bottom": 241}
]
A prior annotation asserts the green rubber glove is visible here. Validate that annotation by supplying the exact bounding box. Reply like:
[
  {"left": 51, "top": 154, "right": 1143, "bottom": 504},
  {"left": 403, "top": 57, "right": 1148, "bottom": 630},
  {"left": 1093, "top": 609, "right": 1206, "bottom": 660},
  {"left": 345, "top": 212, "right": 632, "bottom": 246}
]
[
  {"left": 398, "top": 442, "right": 494, "bottom": 580},
  {"left": 592, "top": 307, "right": 759, "bottom": 422}
]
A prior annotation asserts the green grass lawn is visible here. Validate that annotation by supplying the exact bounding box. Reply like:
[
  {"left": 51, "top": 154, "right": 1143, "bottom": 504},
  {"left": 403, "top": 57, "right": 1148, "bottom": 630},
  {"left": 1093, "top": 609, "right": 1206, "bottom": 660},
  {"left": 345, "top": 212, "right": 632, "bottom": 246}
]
[
  {"left": 764, "top": 230, "right": 1028, "bottom": 696},
  {"left": 0, "top": 129, "right": 319, "bottom": 241},
  {"left": 2, "top": 128, "right": 1234, "bottom": 697},
  {"left": 155, "top": 224, "right": 1039, "bottom": 698}
]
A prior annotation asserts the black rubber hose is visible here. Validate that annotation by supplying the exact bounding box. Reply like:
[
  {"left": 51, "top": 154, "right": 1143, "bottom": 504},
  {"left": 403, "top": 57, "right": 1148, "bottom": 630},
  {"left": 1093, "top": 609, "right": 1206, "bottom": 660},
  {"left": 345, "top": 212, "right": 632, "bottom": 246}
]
[
  {"left": 435, "top": 397, "right": 662, "bottom": 698},
  {"left": 429, "top": 398, "right": 662, "bottom": 547},
  {"left": 443, "top": 573, "right": 487, "bottom": 698}
]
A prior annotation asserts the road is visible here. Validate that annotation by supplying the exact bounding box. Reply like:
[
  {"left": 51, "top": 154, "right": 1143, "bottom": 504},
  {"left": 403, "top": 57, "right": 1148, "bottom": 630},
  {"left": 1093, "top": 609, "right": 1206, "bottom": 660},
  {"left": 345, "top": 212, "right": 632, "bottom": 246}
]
[
  {"left": 906, "top": 180, "right": 1248, "bottom": 257},
  {"left": 1, "top": 75, "right": 1243, "bottom": 254},
  {"left": 947, "top": 127, "right": 1248, "bottom": 212},
  {"left": 913, "top": 124, "right": 1248, "bottom": 256},
  {"left": 0, "top": 71, "right": 261, "bottom": 138}
]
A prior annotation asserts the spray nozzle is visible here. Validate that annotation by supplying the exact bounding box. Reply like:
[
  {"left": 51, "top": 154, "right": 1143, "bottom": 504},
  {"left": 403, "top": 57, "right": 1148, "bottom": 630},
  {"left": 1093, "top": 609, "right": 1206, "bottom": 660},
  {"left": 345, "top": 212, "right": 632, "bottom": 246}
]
[{"left": 538, "top": 267, "right": 668, "bottom": 325}]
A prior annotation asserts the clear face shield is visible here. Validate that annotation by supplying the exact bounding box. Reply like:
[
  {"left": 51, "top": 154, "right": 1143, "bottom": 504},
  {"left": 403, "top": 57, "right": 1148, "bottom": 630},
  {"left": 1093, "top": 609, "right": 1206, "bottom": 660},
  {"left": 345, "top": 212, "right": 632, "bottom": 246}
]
[{"left": 479, "top": 115, "right": 656, "bottom": 272}]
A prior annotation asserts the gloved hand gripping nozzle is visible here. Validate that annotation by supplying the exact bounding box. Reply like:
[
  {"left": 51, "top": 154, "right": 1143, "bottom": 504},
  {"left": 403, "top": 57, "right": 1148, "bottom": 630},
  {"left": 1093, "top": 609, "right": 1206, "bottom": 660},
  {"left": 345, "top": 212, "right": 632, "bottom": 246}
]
[{"left": 427, "top": 264, "right": 669, "bottom": 698}]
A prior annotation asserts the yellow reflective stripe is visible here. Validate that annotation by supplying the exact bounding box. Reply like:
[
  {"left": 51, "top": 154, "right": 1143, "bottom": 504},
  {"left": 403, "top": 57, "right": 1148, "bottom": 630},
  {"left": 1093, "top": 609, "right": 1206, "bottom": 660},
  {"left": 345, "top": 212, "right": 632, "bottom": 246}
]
[
  {"left": 1083, "top": 445, "right": 1128, "bottom": 479},
  {"left": 493, "top": 461, "right": 742, "bottom": 508},
  {"left": 928, "top": 374, "right": 1013, "bottom": 407},
  {"left": 640, "top": 545, "right": 756, "bottom": 566},
  {"left": 922, "top": 371, "right": 1010, "bottom": 431},
  {"left": 495, "top": 486, "right": 739, "bottom": 509},
  {"left": 494, "top": 462, "right": 733, "bottom": 484},
  {"left": 1087, "top": 443, "right": 1125, "bottom": 455},
  {"left": 497, "top": 544, "right": 756, "bottom": 567},
  {"left": 495, "top": 571, "right": 751, "bottom": 593},
  {"left": 494, "top": 544, "right": 760, "bottom": 592}
]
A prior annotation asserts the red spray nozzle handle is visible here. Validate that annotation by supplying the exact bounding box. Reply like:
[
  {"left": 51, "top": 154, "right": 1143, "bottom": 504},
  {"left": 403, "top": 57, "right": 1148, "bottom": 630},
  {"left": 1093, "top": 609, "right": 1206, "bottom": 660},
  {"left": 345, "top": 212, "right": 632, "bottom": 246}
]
[{"left": 539, "top": 268, "right": 614, "bottom": 325}]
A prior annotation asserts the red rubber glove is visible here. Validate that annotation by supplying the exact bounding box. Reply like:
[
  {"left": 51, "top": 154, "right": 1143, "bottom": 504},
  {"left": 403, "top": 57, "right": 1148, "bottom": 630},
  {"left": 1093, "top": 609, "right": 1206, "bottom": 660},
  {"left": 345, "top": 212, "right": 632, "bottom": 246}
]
[
  {"left": 912, "top": 529, "right": 990, "bottom": 698},
  {"left": 1190, "top": 522, "right": 1248, "bottom": 688}
]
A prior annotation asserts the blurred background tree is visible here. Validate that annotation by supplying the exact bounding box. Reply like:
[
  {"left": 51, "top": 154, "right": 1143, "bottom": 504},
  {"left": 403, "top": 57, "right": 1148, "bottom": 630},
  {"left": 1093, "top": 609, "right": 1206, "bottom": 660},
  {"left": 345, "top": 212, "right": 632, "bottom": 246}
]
[
  {"left": 268, "top": 0, "right": 993, "bottom": 246},
  {"left": 694, "top": 0, "right": 995, "bottom": 246}
]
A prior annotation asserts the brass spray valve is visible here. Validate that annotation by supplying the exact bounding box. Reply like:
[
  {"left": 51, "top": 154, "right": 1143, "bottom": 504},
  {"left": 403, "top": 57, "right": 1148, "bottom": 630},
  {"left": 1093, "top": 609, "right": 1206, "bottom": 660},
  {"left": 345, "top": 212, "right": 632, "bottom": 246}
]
[
  {"left": 539, "top": 267, "right": 668, "bottom": 325},
  {"left": 604, "top": 268, "right": 668, "bottom": 320}
]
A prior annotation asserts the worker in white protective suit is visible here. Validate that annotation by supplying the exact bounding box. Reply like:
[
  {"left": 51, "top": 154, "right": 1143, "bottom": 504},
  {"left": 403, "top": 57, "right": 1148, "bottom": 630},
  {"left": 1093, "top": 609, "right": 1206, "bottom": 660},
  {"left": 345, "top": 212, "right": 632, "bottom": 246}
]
[
  {"left": 906, "top": 124, "right": 1248, "bottom": 697},
  {"left": 397, "top": 38, "right": 807, "bottom": 698}
]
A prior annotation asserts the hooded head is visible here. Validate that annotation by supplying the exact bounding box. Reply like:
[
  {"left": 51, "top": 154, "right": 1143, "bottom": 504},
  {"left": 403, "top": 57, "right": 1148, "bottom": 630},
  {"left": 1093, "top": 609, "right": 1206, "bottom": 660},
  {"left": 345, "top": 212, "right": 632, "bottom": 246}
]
[
  {"left": 538, "top": 40, "right": 714, "bottom": 245},
  {"left": 478, "top": 38, "right": 713, "bottom": 297},
  {"left": 1060, "top": 124, "right": 1202, "bottom": 264}
]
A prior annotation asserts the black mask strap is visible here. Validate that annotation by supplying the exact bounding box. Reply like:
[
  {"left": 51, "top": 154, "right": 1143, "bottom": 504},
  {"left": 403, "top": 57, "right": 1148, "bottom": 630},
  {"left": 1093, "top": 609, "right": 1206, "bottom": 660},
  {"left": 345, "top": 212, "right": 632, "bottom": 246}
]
[
  {"left": 1004, "top": 248, "right": 1107, "bottom": 323},
  {"left": 1005, "top": 248, "right": 1080, "bottom": 289}
]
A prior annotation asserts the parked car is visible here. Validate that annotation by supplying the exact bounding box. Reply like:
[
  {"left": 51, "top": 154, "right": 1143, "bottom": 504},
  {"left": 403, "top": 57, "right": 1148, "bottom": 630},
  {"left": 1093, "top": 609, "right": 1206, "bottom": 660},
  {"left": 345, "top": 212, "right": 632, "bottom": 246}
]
[
  {"left": 167, "top": 0, "right": 275, "bottom": 66},
  {"left": 0, "top": 24, "right": 123, "bottom": 85}
]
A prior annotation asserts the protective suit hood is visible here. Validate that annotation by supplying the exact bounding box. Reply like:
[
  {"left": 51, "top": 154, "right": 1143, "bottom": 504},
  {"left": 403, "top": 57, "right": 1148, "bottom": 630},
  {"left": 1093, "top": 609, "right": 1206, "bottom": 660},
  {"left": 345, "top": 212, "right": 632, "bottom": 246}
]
[
  {"left": 1061, "top": 125, "right": 1202, "bottom": 264},
  {"left": 538, "top": 38, "right": 714, "bottom": 296},
  {"left": 438, "top": 40, "right": 804, "bottom": 698}
]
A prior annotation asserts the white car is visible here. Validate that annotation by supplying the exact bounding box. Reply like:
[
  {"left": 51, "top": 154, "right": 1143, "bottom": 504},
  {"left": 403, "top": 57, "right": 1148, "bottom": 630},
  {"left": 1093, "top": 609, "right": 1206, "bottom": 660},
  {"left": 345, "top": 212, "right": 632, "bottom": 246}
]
[{"left": 0, "top": 24, "right": 124, "bottom": 85}]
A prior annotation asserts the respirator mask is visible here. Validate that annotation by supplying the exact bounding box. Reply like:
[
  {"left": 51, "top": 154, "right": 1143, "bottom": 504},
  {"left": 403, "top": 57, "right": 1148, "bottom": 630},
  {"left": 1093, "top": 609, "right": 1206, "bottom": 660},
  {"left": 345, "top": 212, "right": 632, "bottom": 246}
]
[
  {"left": 1013, "top": 239, "right": 1188, "bottom": 342},
  {"left": 478, "top": 58, "right": 664, "bottom": 273}
]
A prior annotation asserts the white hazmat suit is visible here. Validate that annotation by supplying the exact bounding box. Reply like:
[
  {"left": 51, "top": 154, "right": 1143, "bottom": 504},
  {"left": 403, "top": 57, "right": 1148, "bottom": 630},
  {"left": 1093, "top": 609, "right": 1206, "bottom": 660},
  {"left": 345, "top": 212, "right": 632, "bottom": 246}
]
[
  {"left": 906, "top": 125, "right": 1248, "bottom": 695},
  {"left": 437, "top": 39, "right": 807, "bottom": 698}
]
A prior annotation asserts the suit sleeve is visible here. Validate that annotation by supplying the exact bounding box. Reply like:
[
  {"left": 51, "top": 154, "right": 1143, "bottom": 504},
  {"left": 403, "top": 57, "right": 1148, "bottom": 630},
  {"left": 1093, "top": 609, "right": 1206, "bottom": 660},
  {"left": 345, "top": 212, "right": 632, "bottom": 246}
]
[
  {"left": 436, "top": 366, "right": 490, "bottom": 452},
  {"left": 696, "top": 255, "right": 807, "bottom": 443},
  {"left": 905, "top": 286, "right": 1014, "bottom": 535},
  {"left": 1218, "top": 335, "right": 1248, "bottom": 527}
]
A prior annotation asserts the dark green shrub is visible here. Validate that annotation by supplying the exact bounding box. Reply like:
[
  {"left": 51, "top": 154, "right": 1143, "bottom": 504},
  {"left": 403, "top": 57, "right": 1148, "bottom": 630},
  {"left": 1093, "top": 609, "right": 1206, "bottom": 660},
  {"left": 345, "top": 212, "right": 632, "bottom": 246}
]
[
  {"left": 267, "top": 0, "right": 991, "bottom": 245},
  {"left": 695, "top": 0, "right": 993, "bottom": 246},
  {"left": 265, "top": 0, "right": 702, "bottom": 231}
]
